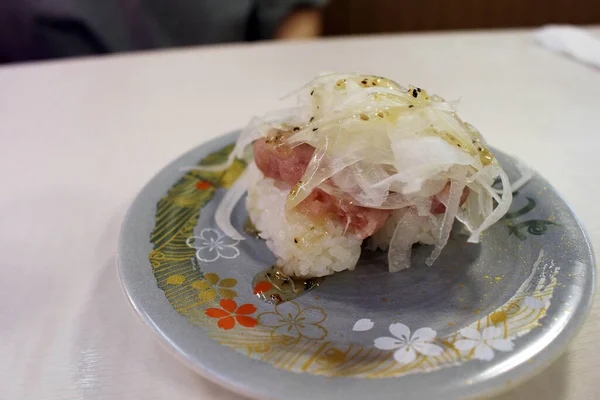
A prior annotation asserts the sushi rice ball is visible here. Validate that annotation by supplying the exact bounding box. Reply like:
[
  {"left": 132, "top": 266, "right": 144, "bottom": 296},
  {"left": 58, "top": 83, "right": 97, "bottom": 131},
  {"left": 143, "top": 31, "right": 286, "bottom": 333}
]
[{"left": 213, "top": 73, "right": 515, "bottom": 278}]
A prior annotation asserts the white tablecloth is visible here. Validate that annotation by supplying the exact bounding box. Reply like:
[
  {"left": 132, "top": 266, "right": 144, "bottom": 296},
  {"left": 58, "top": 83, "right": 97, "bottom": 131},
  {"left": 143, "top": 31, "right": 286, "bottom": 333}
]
[{"left": 1, "top": 28, "right": 598, "bottom": 400}]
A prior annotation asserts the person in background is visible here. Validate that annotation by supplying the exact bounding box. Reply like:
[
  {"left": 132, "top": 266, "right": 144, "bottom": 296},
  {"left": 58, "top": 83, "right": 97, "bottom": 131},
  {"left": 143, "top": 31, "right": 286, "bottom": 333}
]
[{"left": 0, "top": 0, "right": 328, "bottom": 63}]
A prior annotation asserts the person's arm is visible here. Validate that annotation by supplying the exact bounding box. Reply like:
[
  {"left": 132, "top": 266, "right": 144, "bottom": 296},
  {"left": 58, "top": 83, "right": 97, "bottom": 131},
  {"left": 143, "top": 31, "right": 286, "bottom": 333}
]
[
  {"left": 254, "top": 0, "right": 328, "bottom": 41},
  {"left": 274, "top": 7, "right": 322, "bottom": 39}
]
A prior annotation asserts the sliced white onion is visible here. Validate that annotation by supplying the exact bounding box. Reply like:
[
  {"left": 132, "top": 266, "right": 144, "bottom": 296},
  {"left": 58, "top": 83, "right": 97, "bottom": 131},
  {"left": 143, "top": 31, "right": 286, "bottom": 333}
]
[
  {"left": 387, "top": 208, "right": 423, "bottom": 272},
  {"left": 455, "top": 208, "right": 477, "bottom": 232},
  {"left": 226, "top": 73, "right": 516, "bottom": 272},
  {"left": 476, "top": 174, "right": 503, "bottom": 204},
  {"left": 215, "top": 162, "right": 261, "bottom": 240},
  {"left": 372, "top": 192, "right": 412, "bottom": 210},
  {"left": 468, "top": 166, "right": 513, "bottom": 243},
  {"left": 426, "top": 175, "right": 466, "bottom": 265},
  {"left": 318, "top": 183, "right": 413, "bottom": 210},
  {"left": 286, "top": 142, "right": 363, "bottom": 210},
  {"left": 508, "top": 158, "right": 535, "bottom": 193},
  {"left": 331, "top": 162, "right": 391, "bottom": 207}
]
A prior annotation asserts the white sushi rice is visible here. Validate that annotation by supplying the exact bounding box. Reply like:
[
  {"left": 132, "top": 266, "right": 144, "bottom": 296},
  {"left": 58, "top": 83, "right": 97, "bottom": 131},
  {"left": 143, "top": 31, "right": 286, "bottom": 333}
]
[{"left": 246, "top": 177, "right": 362, "bottom": 278}]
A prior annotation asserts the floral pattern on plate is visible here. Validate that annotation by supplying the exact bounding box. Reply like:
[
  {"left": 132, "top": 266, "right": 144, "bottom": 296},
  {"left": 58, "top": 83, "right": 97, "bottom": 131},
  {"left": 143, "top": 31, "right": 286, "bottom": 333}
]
[
  {"left": 147, "top": 143, "right": 564, "bottom": 379},
  {"left": 187, "top": 228, "right": 240, "bottom": 262}
]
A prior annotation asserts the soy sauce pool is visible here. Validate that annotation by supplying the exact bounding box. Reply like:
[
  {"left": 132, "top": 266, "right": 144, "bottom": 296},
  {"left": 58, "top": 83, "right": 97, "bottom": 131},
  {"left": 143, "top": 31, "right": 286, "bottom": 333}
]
[{"left": 252, "top": 265, "right": 322, "bottom": 304}]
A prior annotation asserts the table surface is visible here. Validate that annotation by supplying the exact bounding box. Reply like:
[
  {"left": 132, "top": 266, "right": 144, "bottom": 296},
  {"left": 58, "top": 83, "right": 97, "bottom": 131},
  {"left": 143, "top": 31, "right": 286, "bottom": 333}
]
[{"left": 1, "top": 27, "right": 599, "bottom": 400}]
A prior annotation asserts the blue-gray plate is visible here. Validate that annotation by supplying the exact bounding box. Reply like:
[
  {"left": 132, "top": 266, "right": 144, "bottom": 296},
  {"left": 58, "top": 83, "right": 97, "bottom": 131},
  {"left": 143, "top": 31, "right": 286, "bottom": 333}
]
[{"left": 118, "top": 131, "right": 595, "bottom": 400}]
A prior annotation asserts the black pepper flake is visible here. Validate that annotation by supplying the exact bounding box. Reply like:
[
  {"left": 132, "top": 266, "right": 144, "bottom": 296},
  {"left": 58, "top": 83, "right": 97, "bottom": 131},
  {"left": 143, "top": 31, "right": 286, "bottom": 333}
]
[
  {"left": 361, "top": 80, "right": 367, "bottom": 84},
  {"left": 294, "top": 238, "right": 298, "bottom": 243},
  {"left": 408, "top": 105, "right": 414, "bottom": 108},
  {"left": 310, "top": 117, "right": 315, "bottom": 123},
  {"left": 417, "top": 87, "right": 422, "bottom": 92},
  {"left": 312, "top": 127, "right": 318, "bottom": 131},
  {"left": 372, "top": 81, "right": 376, "bottom": 85},
  {"left": 478, "top": 147, "right": 483, "bottom": 151},
  {"left": 310, "top": 90, "right": 314, "bottom": 95},
  {"left": 293, "top": 127, "right": 300, "bottom": 131},
  {"left": 412, "top": 89, "right": 418, "bottom": 98},
  {"left": 457, "top": 144, "right": 462, "bottom": 147}
]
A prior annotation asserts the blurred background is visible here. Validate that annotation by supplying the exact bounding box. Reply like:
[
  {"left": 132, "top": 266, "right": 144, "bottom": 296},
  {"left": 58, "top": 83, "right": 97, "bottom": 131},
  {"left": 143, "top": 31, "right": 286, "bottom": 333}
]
[
  {"left": 324, "top": 0, "right": 600, "bottom": 35},
  {"left": 1, "top": 0, "right": 599, "bottom": 64}
]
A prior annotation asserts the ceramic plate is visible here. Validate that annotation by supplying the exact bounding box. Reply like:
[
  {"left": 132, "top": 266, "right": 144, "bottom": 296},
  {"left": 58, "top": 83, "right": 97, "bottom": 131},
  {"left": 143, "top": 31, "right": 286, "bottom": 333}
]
[{"left": 118, "top": 131, "right": 595, "bottom": 400}]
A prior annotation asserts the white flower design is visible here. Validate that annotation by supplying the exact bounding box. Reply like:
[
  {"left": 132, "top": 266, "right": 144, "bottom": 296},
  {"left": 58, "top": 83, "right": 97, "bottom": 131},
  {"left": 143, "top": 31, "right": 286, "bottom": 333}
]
[
  {"left": 454, "top": 326, "right": 514, "bottom": 361},
  {"left": 374, "top": 323, "right": 444, "bottom": 364},
  {"left": 353, "top": 318, "right": 374, "bottom": 332},
  {"left": 186, "top": 228, "right": 240, "bottom": 262}
]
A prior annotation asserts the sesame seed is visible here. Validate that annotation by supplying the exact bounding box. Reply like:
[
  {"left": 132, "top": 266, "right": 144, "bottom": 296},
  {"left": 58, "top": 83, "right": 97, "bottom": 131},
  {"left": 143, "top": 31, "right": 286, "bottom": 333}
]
[{"left": 360, "top": 113, "right": 369, "bottom": 121}]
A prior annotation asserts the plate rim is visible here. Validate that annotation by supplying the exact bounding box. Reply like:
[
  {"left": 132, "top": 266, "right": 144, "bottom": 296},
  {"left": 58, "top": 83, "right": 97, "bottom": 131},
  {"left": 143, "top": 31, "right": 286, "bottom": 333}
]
[{"left": 117, "top": 131, "right": 596, "bottom": 400}]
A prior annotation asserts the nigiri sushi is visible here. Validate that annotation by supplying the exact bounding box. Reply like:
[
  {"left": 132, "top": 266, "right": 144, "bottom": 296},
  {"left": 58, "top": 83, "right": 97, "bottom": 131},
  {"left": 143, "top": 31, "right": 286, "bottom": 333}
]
[{"left": 215, "top": 73, "right": 513, "bottom": 278}]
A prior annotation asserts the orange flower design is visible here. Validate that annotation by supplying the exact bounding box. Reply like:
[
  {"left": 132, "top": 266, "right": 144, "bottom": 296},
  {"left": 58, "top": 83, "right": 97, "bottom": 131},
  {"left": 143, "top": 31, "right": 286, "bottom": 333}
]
[
  {"left": 206, "top": 299, "right": 258, "bottom": 330},
  {"left": 195, "top": 181, "right": 212, "bottom": 190},
  {"left": 253, "top": 281, "right": 272, "bottom": 295}
]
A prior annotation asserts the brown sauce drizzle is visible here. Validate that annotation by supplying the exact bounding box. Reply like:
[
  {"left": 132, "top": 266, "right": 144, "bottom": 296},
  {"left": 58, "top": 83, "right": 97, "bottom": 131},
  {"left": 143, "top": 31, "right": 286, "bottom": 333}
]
[
  {"left": 252, "top": 265, "right": 322, "bottom": 305},
  {"left": 244, "top": 218, "right": 260, "bottom": 238}
]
